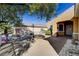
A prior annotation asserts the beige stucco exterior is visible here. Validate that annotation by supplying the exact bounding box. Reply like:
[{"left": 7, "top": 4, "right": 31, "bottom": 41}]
[
  {"left": 47, "top": 4, "right": 79, "bottom": 40},
  {"left": 72, "top": 3, "right": 79, "bottom": 40},
  {"left": 72, "top": 17, "right": 79, "bottom": 40},
  {"left": 72, "top": 18, "right": 78, "bottom": 40},
  {"left": 47, "top": 5, "right": 74, "bottom": 36}
]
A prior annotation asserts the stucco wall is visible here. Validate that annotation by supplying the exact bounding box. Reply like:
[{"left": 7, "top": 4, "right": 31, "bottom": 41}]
[
  {"left": 47, "top": 5, "right": 74, "bottom": 36},
  {"left": 72, "top": 18, "right": 78, "bottom": 40},
  {"left": 72, "top": 4, "right": 79, "bottom": 40},
  {"left": 73, "top": 18, "right": 79, "bottom": 40}
]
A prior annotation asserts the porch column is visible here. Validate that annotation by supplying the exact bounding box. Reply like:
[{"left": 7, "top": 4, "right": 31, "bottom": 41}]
[
  {"left": 78, "top": 18, "right": 79, "bottom": 40},
  {"left": 73, "top": 18, "right": 78, "bottom": 40}
]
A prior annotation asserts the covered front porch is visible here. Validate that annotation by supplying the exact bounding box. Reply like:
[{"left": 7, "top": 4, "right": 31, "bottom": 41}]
[{"left": 57, "top": 20, "right": 73, "bottom": 36}]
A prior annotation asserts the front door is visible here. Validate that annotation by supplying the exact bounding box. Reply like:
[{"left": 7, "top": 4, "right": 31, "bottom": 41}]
[{"left": 66, "top": 25, "right": 72, "bottom": 36}]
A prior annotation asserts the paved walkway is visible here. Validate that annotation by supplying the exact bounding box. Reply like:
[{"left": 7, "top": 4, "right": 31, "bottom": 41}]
[{"left": 22, "top": 38, "right": 58, "bottom": 56}]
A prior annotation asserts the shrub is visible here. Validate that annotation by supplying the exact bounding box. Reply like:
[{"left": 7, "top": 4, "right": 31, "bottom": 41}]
[{"left": 45, "top": 30, "right": 51, "bottom": 35}]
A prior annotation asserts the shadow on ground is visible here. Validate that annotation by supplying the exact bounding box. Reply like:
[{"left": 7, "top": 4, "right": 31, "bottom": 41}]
[{"left": 44, "top": 36, "right": 72, "bottom": 54}]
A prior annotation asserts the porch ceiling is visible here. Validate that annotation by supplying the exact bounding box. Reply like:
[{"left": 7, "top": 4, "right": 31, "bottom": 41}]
[{"left": 57, "top": 20, "right": 73, "bottom": 24}]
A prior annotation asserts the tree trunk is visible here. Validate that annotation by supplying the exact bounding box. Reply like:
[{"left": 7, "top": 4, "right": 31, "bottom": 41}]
[
  {"left": 4, "top": 27, "right": 8, "bottom": 40},
  {"left": 50, "top": 29, "right": 52, "bottom": 36}
]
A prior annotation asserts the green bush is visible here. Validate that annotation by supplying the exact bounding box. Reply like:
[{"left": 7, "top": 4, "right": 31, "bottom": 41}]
[{"left": 45, "top": 30, "right": 51, "bottom": 35}]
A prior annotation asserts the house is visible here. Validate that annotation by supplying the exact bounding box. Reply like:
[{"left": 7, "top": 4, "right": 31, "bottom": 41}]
[{"left": 47, "top": 4, "right": 79, "bottom": 40}]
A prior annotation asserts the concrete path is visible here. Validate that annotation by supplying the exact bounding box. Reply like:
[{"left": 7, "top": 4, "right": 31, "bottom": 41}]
[{"left": 22, "top": 38, "right": 58, "bottom": 56}]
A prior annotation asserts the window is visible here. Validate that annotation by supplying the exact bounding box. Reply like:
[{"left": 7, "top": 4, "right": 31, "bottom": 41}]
[{"left": 58, "top": 24, "right": 64, "bottom": 32}]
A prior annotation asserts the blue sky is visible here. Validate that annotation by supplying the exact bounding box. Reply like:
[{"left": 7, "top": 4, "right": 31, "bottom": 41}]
[{"left": 22, "top": 3, "right": 74, "bottom": 25}]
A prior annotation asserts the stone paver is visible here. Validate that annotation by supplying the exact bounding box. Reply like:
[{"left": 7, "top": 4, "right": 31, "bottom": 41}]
[{"left": 22, "top": 38, "right": 58, "bottom": 56}]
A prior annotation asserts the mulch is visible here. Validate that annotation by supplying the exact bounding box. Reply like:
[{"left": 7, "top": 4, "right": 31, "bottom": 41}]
[{"left": 44, "top": 36, "right": 72, "bottom": 54}]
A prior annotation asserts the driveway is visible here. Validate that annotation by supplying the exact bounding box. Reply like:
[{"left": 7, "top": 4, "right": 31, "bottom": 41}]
[{"left": 22, "top": 38, "right": 58, "bottom": 56}]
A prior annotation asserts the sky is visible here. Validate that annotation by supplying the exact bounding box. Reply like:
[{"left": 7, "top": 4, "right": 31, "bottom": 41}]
[{"left": 22, "top": 3, "right": 74, "bottom": 25}]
